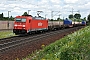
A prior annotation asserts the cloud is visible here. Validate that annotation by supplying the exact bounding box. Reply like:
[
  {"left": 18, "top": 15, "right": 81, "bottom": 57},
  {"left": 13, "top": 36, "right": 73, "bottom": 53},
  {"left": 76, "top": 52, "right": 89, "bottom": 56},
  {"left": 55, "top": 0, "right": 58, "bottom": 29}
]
[
  {"left": 0, "top": 0, "right": 90, "bottom": 19},
  {"left": 50, "top": 0, "right": 61, "bottom": 4},
  {"left": 64, "top": 0, "right": 78, "bottom": 4}
]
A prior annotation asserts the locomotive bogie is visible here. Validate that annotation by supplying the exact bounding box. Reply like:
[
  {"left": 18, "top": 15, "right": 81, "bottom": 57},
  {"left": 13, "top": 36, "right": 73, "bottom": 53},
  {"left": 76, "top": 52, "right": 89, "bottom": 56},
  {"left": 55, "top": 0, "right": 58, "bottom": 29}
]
[{"left": 13, "top": 29, "right": 27, "bottom": 35}]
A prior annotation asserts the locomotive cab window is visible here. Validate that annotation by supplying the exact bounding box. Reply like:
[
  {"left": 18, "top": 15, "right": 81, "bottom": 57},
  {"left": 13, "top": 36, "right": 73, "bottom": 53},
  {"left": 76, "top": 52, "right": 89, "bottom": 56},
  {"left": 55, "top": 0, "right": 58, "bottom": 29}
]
[
  {"left": 16, "top": 18, "right": 21, "bottom": 22},
  {"left": 15, "top": 18, "right": 26, "bottom": 22},
  {"left": 22, "top": 18, "right": 26, "bottom": 22}
]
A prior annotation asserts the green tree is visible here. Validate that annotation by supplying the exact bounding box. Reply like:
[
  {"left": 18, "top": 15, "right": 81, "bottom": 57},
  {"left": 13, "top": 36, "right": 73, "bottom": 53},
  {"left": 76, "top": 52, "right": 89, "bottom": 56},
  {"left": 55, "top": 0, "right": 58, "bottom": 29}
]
[
  {"left": 0, "top": 13, "right": 4, "bottom": 20},
  {"left": 57, "top": 18, "right": 60, "bottom": 21},
  {"left": 87, "top": 14, "right": 90, "bottom": 22},
  {"left": 22, "top": 12, "right": 28, "bottom": 16},
  {"left": 10, "top": 16, "right": 14, "bottom": 21},
  {"left": 74, "top": 13, "right": 81, "bottom": 19},
  {"left": 1, "top": 13, "right": 3, "bottom": 18},
  {"left": 83, "top": 17, "right": 86, "bottom": 21},
  {"left": 3, "top": 17, "right": 8, "bottom": 20},
  {"left": 50, "top": 19, "right": 53, "bottom": 21},
  {"left": 68, "top": 14, "right": 73, "bottom": 19}
]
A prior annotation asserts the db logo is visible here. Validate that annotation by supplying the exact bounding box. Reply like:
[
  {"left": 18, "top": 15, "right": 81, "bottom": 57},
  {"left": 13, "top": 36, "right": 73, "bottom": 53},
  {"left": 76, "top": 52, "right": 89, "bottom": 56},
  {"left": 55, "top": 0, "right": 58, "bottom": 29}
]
[{"left": 38, "top": 22, "right": 43, "bottom": 26}]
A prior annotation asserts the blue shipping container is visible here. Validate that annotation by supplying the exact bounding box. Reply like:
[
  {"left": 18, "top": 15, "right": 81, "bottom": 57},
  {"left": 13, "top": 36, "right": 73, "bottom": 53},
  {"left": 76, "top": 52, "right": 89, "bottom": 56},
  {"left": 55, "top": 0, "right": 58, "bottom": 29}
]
[
  {"left": 64, "top": 18, "right": 72, "bottom": 25},
  {"left": 82, "top": 21, "right": 86, "bottom": 25}
]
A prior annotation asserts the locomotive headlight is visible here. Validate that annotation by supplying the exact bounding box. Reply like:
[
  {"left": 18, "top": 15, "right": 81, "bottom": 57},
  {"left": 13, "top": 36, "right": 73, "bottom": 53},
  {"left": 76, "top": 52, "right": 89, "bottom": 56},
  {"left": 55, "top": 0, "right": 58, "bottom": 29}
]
[
  {"left": 22, "top": 27, "right": 25, "bottom": 29},
  {"left": 14, "top": 24, "right": 17, "bottom": 26},
  {"left": 23, "top": 25, "right": 25, "bottom": 27}
]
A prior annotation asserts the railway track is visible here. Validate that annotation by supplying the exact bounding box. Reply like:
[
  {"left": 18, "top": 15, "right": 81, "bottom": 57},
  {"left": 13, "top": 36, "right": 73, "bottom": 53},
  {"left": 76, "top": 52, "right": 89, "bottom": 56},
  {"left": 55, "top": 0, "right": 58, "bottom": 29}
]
[{"left": 0, "top": 26, "right": 84, "bottom": 53}]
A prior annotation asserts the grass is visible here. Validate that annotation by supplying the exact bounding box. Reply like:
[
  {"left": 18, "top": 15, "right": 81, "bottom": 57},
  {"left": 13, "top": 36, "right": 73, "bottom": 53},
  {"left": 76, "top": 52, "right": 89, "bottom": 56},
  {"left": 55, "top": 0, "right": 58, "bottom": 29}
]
[
  {"left": 23, "top": 26, "right": 90, "bottom": 60},
  {"left": 0, "top": 31, "right": 15, "bottom": 39}
]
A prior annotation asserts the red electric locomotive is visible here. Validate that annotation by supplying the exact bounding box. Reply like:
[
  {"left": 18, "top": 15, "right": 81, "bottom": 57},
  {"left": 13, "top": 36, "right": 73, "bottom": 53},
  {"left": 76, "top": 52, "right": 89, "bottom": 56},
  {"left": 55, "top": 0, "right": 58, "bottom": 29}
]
[{"left": 13, "top": 15, "right": 48, "bottom": 35}]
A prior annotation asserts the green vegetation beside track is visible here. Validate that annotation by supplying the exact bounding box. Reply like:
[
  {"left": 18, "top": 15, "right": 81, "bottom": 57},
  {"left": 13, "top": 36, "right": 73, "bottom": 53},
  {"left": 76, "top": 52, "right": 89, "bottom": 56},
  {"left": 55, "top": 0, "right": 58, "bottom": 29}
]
[
  {"left": 0, "top": 31, "right": 15, "bottom": 39},
  {"left": 23, "top": 26, "right": 90, "bottom": 60}
]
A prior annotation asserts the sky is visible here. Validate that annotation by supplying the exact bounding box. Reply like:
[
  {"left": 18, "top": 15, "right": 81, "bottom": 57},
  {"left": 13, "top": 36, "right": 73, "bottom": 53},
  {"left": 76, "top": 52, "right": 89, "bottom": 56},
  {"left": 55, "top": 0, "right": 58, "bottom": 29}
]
[{"left": 0, "top": 0, "right": 90, "bottom": 19}]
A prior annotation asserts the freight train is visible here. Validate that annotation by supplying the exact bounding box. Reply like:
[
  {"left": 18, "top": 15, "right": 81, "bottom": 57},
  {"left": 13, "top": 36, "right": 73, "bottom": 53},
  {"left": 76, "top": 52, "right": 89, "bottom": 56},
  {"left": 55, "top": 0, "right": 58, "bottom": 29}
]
[{"left": 13, "top": 15, "right": 86, "bottom": 35}]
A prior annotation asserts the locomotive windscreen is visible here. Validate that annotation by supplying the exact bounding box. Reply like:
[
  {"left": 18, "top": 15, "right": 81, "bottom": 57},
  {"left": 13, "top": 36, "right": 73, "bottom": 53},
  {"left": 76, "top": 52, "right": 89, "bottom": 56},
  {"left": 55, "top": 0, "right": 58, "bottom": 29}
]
[{"left": 15, "top": 18, "right": 26, "bottom": 22}]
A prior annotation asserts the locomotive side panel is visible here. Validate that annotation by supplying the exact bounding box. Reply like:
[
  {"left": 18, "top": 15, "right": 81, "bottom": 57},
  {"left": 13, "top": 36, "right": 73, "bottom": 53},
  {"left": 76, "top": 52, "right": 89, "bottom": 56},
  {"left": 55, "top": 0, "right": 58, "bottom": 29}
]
[
  {"left": 25, "top": 17, "right": 32, "bottom": 33},
  {"left": 31, "top": 19, "right": 48, "bottom": 31}
]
